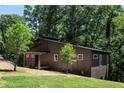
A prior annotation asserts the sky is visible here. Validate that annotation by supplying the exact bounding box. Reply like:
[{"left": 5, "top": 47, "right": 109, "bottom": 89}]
[
  {"left": 0, "top": 5, "right": 24, "bottom": 16},
  {"left": 0, "top": 5, "right": 124, "bottom": 16}
]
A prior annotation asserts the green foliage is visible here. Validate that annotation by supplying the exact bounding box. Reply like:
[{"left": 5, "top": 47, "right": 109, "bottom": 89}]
[
  {"left": 0, "top": 32, "right": 2, "bottom": 44},
  {"left": 0, "top": 14, "right": 24, "bottom": 43},
  {"left": 4, "top": 22, "right": 32, "bottom": 55},
  {"left": 60, "top": 43, "right": 76, "bottom": 64},
  {"left": 108, "top": 13, "right": 124, "bottom": 81},
  {"left": 24, "top": 5, "right": 63, "bottom": 38},
  {"left": 0, "top": 32, "right": 3, "bottom": 51},
  {"left": 0, "top": 32, "right": 2, "bottom": 41},
  {"left": 24, "top": 5, "right": 123, "bottom": 47},
  {"left": 113, "top": 13, "right": 124, "bottom": 30}
]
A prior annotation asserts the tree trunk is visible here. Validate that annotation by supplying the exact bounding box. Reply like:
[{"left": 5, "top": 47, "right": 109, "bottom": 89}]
[
  {"left": 14, "top": 54, "right": 19, "bottom": 71},
  {"left": 14, "top": 62, "right": 17, "bottom": 71},
  {"left": 66, "top": 63, "right": 69, "bottom": 74}
]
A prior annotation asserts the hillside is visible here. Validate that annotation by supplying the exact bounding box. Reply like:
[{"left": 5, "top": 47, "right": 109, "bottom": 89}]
[
  {"left": 0, "top": 65, "right": 124, "bottom": 88},
  {"left": 1, "top": 75, "right": 124, "bottom": 88}
]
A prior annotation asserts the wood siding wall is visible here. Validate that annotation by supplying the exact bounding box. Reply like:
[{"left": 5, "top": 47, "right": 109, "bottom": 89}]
[
  {"left": 24, "top": 39, "right": 109, "bottom": 79},
  {"left": 28, "top": 39, "right": 92, "bottom": 76}
]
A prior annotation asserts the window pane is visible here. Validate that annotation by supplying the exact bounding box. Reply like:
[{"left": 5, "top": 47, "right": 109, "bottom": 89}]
[
  {"left": 92, "top": 53, "right": 99, "bottom": 67},
  {"left": 93, "top": 54, "right": 98, "bottom": 59},
  {"left": 102, "top": 54, "right": 107, "bottom": 65},
  {"left": 54, "top": 54, "right": 58, "bottom": 62},
  {"left": 77, "top": 54, "right": 83, "bottom": 60}
]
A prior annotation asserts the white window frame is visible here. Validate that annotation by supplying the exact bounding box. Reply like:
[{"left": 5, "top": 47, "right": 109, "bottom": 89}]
[
  {"left": 54, "top": 54, "right": 58, "bottom": 62},
  {"left": 77, "top": 54, "right": 83, "bottom": 61},
  {"left": 93, "top": 54, "right": 98, "bottom": 60}
]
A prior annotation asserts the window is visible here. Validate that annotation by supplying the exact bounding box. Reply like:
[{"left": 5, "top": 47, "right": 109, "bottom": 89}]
[
  {"left": 101, "top": 54, "right": 107, "bottom": 65},
  {"left": 31, "top": 54, "right": 35, "bottom": 58},
  {"left": 93, "top": 54, "right": 98, "bottom": 60},
  {"left": 92, "top": 53, "right": 99, "bottom": 67},
  {"left": 77, "top": 54, "right": 83, "bottom": 60},
  {"left": 26, "top": 54, "right": 29, "bottom": 58},
  {"left": 54, "top": 54, "right": 58, "bottom": 62}
]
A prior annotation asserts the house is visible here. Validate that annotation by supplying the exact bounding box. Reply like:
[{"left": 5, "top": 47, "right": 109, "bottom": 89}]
[{"left": 23, "top": 37, "right": 110, "bottom": 79}]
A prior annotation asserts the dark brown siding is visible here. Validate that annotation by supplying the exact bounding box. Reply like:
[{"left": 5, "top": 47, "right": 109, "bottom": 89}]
[
  {"left": 28, "top": 39, "right": 92, "bottom": 76},
  {"left": 24, "top": 38, "right": 109, "bottom": 79},
  {"left": 30, "top": 40, "right": 49, "bottom": 66}
]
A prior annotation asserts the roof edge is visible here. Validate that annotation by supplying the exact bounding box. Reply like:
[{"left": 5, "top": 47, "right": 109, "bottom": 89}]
[{"left": 37, "top": 37, "right": 111, "bottom": 53}]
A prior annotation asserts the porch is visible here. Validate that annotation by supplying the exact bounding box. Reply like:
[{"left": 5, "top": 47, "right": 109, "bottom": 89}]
[{"left": 23, "top": 52, "right": 48, "bottom": 70}]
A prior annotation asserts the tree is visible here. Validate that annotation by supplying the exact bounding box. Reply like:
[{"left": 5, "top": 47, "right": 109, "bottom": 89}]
[
  {"left": 0, "top": 32, "right": 3, "bottom": 52},
  {"left": 4, "top": 22, "right": 33, "bottom": 71},
  {"left": 109, "top": 12, "right": 124, "bottom": 81},
  {"left": 63, "top": 6, "right": 97, "bottom": 44},
  {"left": 0, "top": 14, "right": 24, "bottom": 43},
  {"left": 60, "top": 43, "right": 76, "bottom": 73},
  {"left": 24, "top": 5, "right": 63, "bottom": 39}
]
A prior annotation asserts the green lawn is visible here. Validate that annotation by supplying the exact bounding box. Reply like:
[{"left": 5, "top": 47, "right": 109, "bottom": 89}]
[
  {"left": 0, "top": 66, "right": 124, "bottom": 88},
  {"left": 1, "top": 75, "right": 124, "bottom": 88}
]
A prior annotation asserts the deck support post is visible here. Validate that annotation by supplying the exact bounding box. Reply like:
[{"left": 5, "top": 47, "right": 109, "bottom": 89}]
[{"left": 38, "top": 54, "right": 41, "bottom": 70}]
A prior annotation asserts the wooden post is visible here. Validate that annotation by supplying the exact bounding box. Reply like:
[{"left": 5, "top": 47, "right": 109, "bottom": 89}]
[{"left": 38, "top": 54, "right": 41, "bottom": 70}]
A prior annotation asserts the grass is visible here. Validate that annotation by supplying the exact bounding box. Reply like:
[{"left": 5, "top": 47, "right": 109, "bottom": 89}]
[
  {"left": 1, "top": 75, "right": 124, "bottom": 88},
  {"left": 0, "top": 63, "right": 124, "bottom": 88}
]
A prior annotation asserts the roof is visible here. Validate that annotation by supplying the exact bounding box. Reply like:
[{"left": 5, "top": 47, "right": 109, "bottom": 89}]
[{"left": 36, "top": 37, "right": 111, "bottom": 53}]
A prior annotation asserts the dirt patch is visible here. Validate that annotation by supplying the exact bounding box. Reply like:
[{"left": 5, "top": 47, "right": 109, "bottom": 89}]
[
  {"left": 0, "top": 61, "right": 14, "bottom": 71},
  {"left": 0, "top": 67, "right": 82, "bottom": 77},
  {"left": 0, "top": 64, "right": 82, "bottom": 77},
  {"left": 17, "top": 67, "right": 66, "bottom": 76},
  {"left": 17, "top": 67, "right": 82, "bottom": 77}
]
